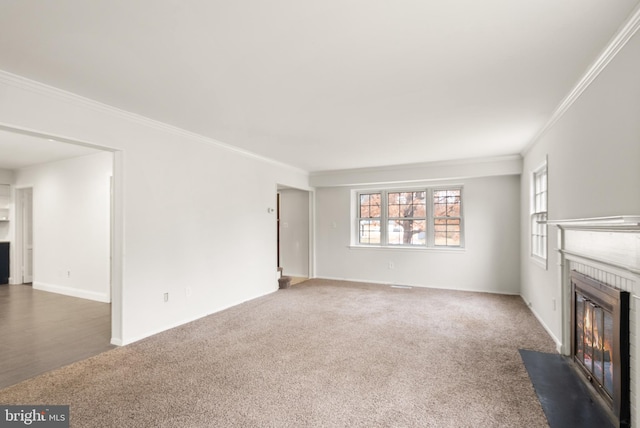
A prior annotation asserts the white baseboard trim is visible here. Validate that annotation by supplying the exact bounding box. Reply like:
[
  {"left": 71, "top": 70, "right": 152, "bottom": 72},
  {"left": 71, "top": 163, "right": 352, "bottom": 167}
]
[
  {"left": 520, "top": 295, "right": 562, "bottom": 353},
  {"left": 315, "top": 275, "right": 520, "bottom": 296},
  {"left": 120, "top": 286, "right": 279, "bottom": 346},
  {"left": 33, "top": 281, "right": 111, "bottom": 303}
]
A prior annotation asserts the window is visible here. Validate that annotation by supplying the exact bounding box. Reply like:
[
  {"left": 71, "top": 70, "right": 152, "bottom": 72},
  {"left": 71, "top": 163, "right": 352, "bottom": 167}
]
[
  {"left": 387, "top": 191, "right": 426, "bottom": 245},
  {"left": 433, "top": 189, "right": 462, "bottom": 246},
  {"left": 531, "top": 162, "right": 548, "bottom": 263},
  {"left": 356, "top": 188, "right": 463, "bottom": 248},
  {"left": 358, "top": 193, "right": 381, "bottom": 244}
]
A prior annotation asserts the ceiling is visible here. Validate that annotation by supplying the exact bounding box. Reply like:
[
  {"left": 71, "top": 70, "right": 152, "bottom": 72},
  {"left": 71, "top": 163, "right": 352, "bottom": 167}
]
[
  {"left": 0, "top": 1, "right": 638, "bottom": 172},
  {"left": 0, "top": 130, "right": 101, "bottom": 170}
]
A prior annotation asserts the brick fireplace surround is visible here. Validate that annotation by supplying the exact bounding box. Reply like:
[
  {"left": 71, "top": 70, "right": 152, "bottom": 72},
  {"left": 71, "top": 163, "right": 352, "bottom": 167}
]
[{"left": 549, "top": 216, "right": 640, "bottom": 427}]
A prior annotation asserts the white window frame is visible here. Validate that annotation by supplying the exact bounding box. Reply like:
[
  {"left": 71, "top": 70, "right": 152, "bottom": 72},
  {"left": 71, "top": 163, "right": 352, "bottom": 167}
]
[
  {"left": 353, "top": 186, "right": 464, "bottom": 249},
  {"left": 530, "top": 160, "right": 548, "bottom": 268}
]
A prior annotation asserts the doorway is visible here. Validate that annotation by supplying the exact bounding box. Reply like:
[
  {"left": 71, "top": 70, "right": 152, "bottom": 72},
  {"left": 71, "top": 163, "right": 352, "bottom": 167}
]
[
  {"left": 0, "top": 123, "right": 123, "bottom": 345},
  {"left": 14, "top": 187, "right": 33, "bottom": 284},
  {"left": 276, "top": 186, "right": 313, "bottom": 282}
]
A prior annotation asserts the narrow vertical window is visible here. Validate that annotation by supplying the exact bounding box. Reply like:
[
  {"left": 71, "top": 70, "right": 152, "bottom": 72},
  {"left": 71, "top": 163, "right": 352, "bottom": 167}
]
[
  {"left": 433, "top": 189, "right": 462, "bottom": 247},
  {"left": 531, "top": 162, "right": 548, "bottom": 263},
  {"left": 358, "top": 192, "right": 381, "bottom": 244}
]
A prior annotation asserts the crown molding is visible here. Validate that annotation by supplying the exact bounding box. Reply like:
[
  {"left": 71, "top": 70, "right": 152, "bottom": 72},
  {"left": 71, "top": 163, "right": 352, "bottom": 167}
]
[
  {"left": 309, "top": 154, "right": 522, "bottom": 187},
  {"left": 521, "top": 3, "right": 640, "bottom": 156},
  {"left": 310, "top": 154, "right": 522, "bottom": 177},
  {"left": 0, "top": 70, "right": 308, "bottom": 176}
]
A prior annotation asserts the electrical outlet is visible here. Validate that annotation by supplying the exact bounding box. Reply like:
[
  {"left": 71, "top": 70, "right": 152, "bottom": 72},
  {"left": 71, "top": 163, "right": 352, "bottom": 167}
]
[{"left": 164, "top": 292, "right": 169, "bottom": 302}]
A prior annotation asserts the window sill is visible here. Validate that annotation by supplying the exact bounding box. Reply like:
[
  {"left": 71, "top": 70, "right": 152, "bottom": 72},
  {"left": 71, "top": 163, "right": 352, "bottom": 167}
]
[{"left": 348, "top": 245, "right": 465, "bottom": 253}]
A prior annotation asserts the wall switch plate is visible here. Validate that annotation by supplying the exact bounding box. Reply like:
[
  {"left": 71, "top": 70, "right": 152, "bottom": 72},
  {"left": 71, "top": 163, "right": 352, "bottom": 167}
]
[{"left": 164, "top": 292, "right": 169, "bottom": 302}]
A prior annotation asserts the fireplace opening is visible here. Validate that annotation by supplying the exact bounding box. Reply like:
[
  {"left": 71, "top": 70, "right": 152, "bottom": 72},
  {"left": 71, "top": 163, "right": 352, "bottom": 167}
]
[{"left": 571, "top": 271, "right": 630, "bottom": 427}]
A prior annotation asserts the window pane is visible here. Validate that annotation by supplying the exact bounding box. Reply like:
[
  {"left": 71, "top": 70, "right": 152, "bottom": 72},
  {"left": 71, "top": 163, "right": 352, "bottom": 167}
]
[
  {"left": 531, "top": 213, "right": 547, "bottom": 258},
  {"left": 413, "top": 203, "right": 426, "bottom": 217},
  {"left": 400, "top": 204, "right": 412, "bottom": 217},
  {"left": 387, "top": 220, "right": 425, "bottom": 245},
  {"left": 434, "top": 218, "right": 461, "bottom": 246},
  {"left": 388, "top": 191, "right": 426, "bottom": 220},
  {"left": 434, "top": 189, "right": 461, "bottom": 217},
  {"left": 359, "top": 220, "right": 380, "bottom": 244},
  {"left": 359, "top": 193, "right": 381, "bottom": 219},
  {"left": 531, "top": 164, "right": 548, "bottom": 261}
]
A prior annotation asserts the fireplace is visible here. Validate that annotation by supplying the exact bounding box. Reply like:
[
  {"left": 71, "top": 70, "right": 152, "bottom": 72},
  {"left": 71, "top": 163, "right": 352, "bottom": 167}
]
[{"left": 571, "top": 270, "right": 630, "bottom": 426}]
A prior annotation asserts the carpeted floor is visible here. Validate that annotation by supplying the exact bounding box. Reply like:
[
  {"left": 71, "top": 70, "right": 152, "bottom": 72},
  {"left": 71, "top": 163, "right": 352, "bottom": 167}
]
[{"left": 0, "top": 279, "right": 557, "bottom": 427}]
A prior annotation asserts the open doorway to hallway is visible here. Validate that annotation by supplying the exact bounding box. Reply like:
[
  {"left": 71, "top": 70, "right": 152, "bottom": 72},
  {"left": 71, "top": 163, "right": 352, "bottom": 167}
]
[
  {"left": 277, "top": 186, "right": 312, "bottom": 286},
  {"left": 14, "top": 187, "right": 33, "bottom": 284}
]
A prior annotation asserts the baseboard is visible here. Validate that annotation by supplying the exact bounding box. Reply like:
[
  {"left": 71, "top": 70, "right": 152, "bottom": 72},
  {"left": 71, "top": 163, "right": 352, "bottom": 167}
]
[
  {"left": 520, "top": 295, "right": 562, "bottom": 353},
  {"left": 120, "top": 286, "right": 279, "bottom": 346},
  {"left": 33, "top": 281, "right": 111, "bottom": 303},
  {"left": 315, "top": 275, "right": 520, "bottom": 295}
]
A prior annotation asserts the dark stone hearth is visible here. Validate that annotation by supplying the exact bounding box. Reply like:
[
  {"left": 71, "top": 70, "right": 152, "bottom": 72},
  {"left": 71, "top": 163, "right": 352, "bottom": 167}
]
[{"left": 520, "top": 349, "right": 614, "bottom": 428}]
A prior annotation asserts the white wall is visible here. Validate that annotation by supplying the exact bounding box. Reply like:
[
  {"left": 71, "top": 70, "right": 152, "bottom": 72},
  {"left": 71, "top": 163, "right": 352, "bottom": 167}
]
[
  {"left": 0, "top": 169, "right": 14, "bottom": 183},
  {"left": 0, "top": 71, "right": 310, "bottom": 345},
  {"left": 315, "top": 174, "right": 521, "bottom": 294},
  {"left": 278, "top": 188, "right": 309, "bottom": 277},
  {"left": 520, "top": 28, "right": 640, "bottom": 344},
  {"left": 14, "top": 152, "right": 112, "bottom": 302}
]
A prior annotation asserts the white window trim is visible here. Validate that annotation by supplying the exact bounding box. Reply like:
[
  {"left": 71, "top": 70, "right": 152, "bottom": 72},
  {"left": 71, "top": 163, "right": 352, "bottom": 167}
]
[
  {"left": 352, "top": 186, "right": 464, "bottom": 249},
  {"left": 530, "top": 159, "right": 548, "bottom": 269}
]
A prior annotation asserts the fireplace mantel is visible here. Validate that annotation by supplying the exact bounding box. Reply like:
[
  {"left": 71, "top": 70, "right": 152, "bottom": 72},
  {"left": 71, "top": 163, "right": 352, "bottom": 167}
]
[
  {"left": 545, "top": 216, "right": 640, "bottom": 230},
  {"left": 547, "top": 216, "right": 640, "bottom": 276},
  {"left": 552, "top": 216, "right": 640, "bottom": 352},
  {"left": 550, "top": 217, "right": 640, "bottom": 426}
]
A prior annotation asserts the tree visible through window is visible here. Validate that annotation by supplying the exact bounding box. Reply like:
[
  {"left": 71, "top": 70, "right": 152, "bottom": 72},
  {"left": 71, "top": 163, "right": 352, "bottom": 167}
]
[
  {"left": 434, "top": 190, "right": 461, "bottom": 246},
  {"left": 387, "top": 191, "right": 426, "bottom": 245},
  {"left": 358, "top": 193, "right": 381, "bottom": 244},
  {"left": 356, "top": 188, "right": 463, "bottom": 248}
]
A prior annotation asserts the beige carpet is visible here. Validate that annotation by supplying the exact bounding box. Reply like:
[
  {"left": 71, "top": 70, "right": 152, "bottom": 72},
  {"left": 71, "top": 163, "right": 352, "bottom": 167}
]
[{"left": 0, "top": 279, "right": 557, "bottom": 427}]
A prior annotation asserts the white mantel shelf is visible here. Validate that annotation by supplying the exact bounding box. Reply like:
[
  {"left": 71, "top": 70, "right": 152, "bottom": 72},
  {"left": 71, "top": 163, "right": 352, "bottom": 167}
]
[
  {"left": 552, "top": 216, "right": 640, "bottom": 277},
  {"left": 544, "top": 215, "right": 640, "bottom": 229},
  {"left": 554, "top": 216, "right": 640, "bottom": 360}
]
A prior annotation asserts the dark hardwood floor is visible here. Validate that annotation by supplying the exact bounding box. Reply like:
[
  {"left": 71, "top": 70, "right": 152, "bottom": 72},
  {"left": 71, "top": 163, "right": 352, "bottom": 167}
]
[{"left": 0, "top": 284, "right": 115, "bottom": 389}]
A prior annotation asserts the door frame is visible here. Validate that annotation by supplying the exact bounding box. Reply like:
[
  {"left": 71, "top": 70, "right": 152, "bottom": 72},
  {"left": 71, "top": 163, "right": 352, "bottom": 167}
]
[
  {"left": 0, "top": 123, "right": 124, "bottom": 345},
  {"left": 275, "top": 185, "right": 315, "bottom": 279},
  {"left": 13, "top": 186, "right": 33, "bottom": 284}
]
